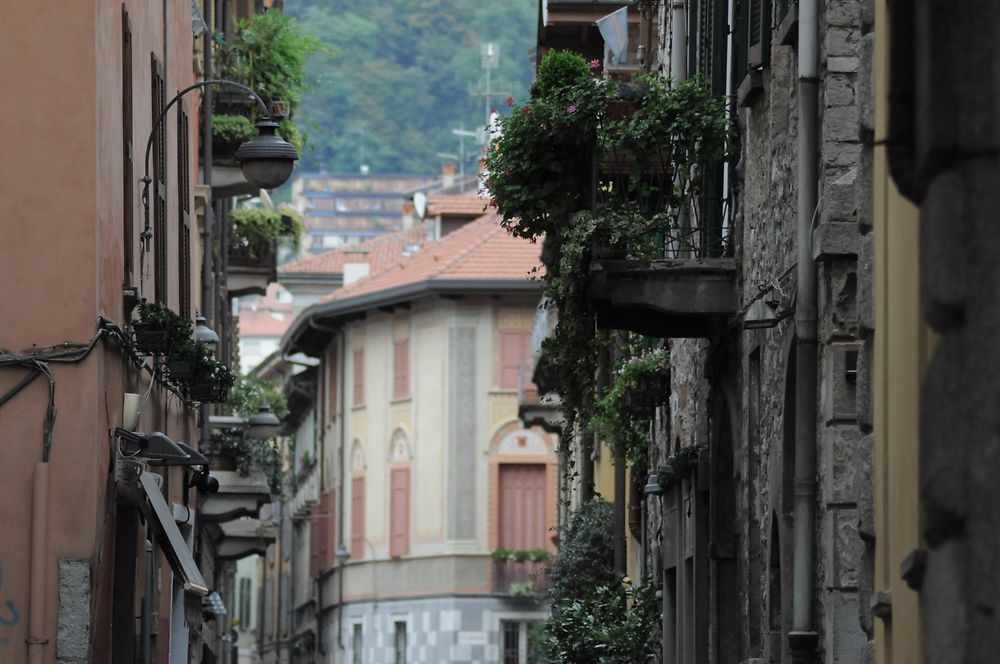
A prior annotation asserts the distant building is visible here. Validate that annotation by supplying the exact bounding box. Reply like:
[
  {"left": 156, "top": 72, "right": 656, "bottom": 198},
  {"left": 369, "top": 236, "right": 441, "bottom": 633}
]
[{"left": 272, "top": 211, "right": 555, "bottom": 664}]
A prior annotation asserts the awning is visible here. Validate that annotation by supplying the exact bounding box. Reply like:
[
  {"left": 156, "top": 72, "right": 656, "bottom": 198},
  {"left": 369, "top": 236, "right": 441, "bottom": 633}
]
[{"left": 139, "top": 472, "right": 209, "bottom": 596}]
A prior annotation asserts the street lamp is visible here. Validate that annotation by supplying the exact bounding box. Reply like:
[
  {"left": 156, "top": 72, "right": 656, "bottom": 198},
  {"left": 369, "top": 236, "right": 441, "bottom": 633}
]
[
  {"left": 194, "top": 312, "right": 219, "bottom": 347},
  {"left": 140, "top": 79, "right": 298, "bottom": 252},
  {"left": 246, "top": 402, "right": 281, "bottom": 440},
  {"left": 208, "top": 402, "right": 282, "bottom": 441}
]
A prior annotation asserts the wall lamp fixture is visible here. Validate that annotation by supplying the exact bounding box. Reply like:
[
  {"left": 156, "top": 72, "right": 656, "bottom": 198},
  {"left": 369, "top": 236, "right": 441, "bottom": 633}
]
[
  {"left": 140, "top": 79, "right": 298, "bottom": 253},
  {"left": 207, "top": 402, "right": 281, "bottom": 441},
  {"left": 115, "top": 427, "right": 192, "bottom": 462}
]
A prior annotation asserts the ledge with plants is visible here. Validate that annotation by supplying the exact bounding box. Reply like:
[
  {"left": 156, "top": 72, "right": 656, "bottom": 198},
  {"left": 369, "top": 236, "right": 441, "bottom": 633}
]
[
  {"left": 228, "top": 205, "right": 304, "bottom": 266},
  {"left": 485, "top": 49, "right": 729, "bottom": 470},
  {"left": 210, "top": 374, "right": 290, "bottom": 495},
  {"left": 212, "top": 10, "right": 321, "bottom": 162}
]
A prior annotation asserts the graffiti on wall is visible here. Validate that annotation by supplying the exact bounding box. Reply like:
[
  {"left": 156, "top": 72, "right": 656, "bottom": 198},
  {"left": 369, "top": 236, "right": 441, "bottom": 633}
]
[{"left": 0, "top": 563, "right": 21, "bottom": 648}]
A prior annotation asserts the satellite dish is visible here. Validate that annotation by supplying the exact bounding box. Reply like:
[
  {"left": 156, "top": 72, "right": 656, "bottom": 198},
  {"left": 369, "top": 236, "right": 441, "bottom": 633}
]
[
  {"left": 413, "top": 192, "right": 428, "bottom": 219},
  {"left": 259, "top": 189, "right": 276, "bottom": 211}
]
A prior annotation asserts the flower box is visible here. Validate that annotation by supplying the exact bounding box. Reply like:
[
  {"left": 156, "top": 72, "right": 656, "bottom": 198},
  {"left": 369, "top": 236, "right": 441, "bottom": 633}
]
[
  {"left": 188, "top": 383, "right": 230, "bottom": 403},
  {"left": 133, "top": 323, "right": 171, "bottom": 354},
  {"left": 166, "top": 358, "right": 196, "bottom": 382}
]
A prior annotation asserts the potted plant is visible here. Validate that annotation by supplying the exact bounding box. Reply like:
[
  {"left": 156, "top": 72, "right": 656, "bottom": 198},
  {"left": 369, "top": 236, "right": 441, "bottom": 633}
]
[
  {"left": 134, "top": 302, "right": 192, "bottom": 355},
  {"left": 187, "top": 348, "right": 236, "bottom": 403}
]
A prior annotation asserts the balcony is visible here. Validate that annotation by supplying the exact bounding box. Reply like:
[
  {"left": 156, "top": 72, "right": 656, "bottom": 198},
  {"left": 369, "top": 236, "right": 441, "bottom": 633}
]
[
  {"left": 518, "top": 356, "right": 563, "bottom": 433},
  {"left": 290, "top": 465, "right": 320, "bottom": 519},
  {"left": 493, "top": 558, "right": 549, "bottom": 597},
  {"left": 200, "top": 470, "right": 273, "bottom": 523},
  {"left": 215, "top": 518, "right": 278, "bottom": 560},
  {"left": 228, "top": 238, "right": 278, "bottom": 298},
  {"left": 587, "top": 222, "right": 736, "bottom": 338}
]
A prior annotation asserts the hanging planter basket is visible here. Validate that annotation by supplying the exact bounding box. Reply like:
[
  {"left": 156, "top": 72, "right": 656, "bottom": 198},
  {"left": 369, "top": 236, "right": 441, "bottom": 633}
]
[
  {"left": 133, "top": 323, "right": 171, "bottom": 354},
  {"left": 166, "top": 358, "right": 196, "bottom": 382},
  {"left": 187, "top": 382, "right": 230, "bottom": 403}
]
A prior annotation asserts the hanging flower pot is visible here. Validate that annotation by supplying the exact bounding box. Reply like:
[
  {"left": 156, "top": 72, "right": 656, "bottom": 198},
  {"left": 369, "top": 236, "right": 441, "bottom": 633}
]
[
  {"left": 166, "top": 358, "right": 196, "bottom": 382},
  {"left": 133, "top": 322, "right": 171, "bottom": 354}
]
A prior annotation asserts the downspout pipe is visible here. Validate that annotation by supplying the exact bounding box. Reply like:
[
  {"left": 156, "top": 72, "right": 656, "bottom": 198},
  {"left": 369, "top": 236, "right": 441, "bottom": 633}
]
[
  {"left": 337, "top": 332, "right": 348, "bottom": 650},
  {"left": 200, "top": 0, "right": 214, "bottom": 453},
  {"left": 790, "top": 0, "right": 820, "bottom": 658}
]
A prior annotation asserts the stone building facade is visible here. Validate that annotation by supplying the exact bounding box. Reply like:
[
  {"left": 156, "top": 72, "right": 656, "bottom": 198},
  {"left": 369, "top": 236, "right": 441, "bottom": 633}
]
[{"left": 642, "top": 0, "right": 877, "bottom": 662}]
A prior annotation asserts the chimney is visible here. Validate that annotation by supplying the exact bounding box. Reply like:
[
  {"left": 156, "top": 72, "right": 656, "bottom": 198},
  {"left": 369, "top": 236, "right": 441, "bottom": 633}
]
[
  {"left": 441, "top": 162, "right": 457, "bottom": 188},
  {"left": 401, "top": 201, "right": 415, "bottom": 229}
]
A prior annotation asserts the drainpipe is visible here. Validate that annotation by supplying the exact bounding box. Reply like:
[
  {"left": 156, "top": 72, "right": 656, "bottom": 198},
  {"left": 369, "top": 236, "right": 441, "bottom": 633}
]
[
  {"left": 790, "top": 0, "right": 819, "bottom": 658},
  {"left": 200, "top": 0, "right": 214, "bottom": 452},
  {"left": 26, "top": 462, "right": 49, "bottom": 664},
  {"left": 337, "top": 332, "right": 348, "bottom": 651},
  {"left": 670, "top": 0, "right": 687, "bottom": 82}
]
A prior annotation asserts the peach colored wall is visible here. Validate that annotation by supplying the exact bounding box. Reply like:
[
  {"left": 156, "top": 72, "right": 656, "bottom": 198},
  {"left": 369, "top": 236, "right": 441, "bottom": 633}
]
[{"left": 0, "top": 0, "right": 198, "bottom": 661}]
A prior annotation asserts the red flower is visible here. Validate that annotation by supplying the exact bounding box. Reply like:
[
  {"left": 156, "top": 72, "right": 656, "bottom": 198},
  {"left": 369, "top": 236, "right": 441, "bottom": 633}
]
[
  {"left": 522, "top": 105, "right": 530, "bottom": 115},
  {"left": 506, "top": 96, "right": 515, "bottom": 107},
  {"left": 566, "top": 104, "right": 577, "bottom": 114},
  {"left": 589, "top": 59, "right": 601, "bottom": 70}
]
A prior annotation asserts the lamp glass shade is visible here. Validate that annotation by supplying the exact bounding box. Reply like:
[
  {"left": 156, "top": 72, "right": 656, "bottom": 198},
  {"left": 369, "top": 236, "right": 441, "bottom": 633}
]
[
  {"left": 194, "top": 313, "right": 219, "bottom": 346},
  {"left": 335, "top": 545, "right": 351, "bottom": 564},
  {"left": 247, "top": 403, "right": 281, "bottom": 440},
  {"left": 235, "top": 120, "right": 298, "bottom": 190},
  {"left": 644, "top": 473, "right": 663, "bottom": 496}
]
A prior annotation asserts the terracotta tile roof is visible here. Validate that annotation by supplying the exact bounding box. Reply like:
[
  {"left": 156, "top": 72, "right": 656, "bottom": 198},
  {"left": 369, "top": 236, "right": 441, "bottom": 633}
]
[
  {"left": 238, "top": 309, "right": 294, "bottom": 337},
  {"left": 322, "top": 213, "right": 542, "bottom": 302},
  {"left": 426, "top": 194, "right": 490, "bottom": 217},
  {"left": 280, "top": 226, "right": 428, "bottom": 275}
]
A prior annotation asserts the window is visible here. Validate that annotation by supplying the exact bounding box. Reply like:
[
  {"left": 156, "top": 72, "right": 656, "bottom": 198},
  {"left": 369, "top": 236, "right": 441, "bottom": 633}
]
[
  {"left": 389, "top": 468, "right": 410, "bottom": 557},
  {"left": 352, "top": 624, "right": 363, "bottom": 664},
  {"left": 122, "top": 7, "right": 133, "bottom": 283},
  {"left": 394, "top": 621, "right": 407, "bottom": 664},
  {"left": 150, "top": 53, "right": 167, "bottom": 303},
  {"left": 747, "top": 0, "right": 772, "bottom": 68},
  {"left": 351, "top": 475, "right": 365, "bottom": 560},
  {"left": 393, "top": 338, "right": 409, "bottom": 399},
  {"left": 238, "top": 577, "right": 251, "bottom": 629},
  {"left": 323, "top": 490, "right": 337, "bottom": 570},
  {"left": 498, "top": 465, "right": 546, "bottom": 551},
  {"left": 177, "top": 106, "right": 191, "bottom": 318},
  {"left": 327, "top": 350, "right": 338, "bottom": 420},
  {"left": 309, "top": 505, "right": 323, "bottom": 578},
  {"left": 500, "top": 620, "right": 542, "bottom": 664},
  {"left": 500, "top": 330, "right": 532, "bottom": 389},
  {"left": 352, "top": 348, "right": 365, "bottom": 406}
]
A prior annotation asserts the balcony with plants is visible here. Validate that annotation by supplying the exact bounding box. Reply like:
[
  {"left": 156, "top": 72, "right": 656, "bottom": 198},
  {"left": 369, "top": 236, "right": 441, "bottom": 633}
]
[
  {"left": 227, "top": 205, "right": 304, "bottom": 297},
  {"left": 209, "top": 10, "right": 318, "bottom": 192},
  {"left": 486, "top": 49, "right": 731, "bottom": 441},
  {"left": 491, "top": 548, "right": 551, "bottom": 597}
]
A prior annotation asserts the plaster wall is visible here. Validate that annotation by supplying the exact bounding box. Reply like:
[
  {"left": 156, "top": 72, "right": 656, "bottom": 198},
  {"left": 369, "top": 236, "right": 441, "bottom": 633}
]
[{"left": 0, "top": 0, "right": 200, "bottom": 661}]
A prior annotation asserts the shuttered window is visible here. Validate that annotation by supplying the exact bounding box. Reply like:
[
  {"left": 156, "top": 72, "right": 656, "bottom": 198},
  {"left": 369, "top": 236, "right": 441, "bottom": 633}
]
[
  {"left": 177, "top": 106, "right": 191, "bottom": 318},
  {"left": 327, "top": 350, "right": 338, "bottom": 421},
  {"left": 151, "top": 54, "right": 167, "bottom": 303},
  {"left": 389, "top": 468, "right": 410, "bottom": 557},
  {"left": 747, "top": 0, "right": 772, "bottom": 68},
  {"left": 122, "top": 8, "right": 134, "bottom": 283},
  {"left": 500, "top": 330, "right": 532, "bottom": 389},
  {"left": 498, "top": 464, "right": 547, "bottom": 551},
  {"left": 393, "top": 339, "right": 409, "bottom": 399},
  {"left": 352, "top": 348, "right": 365, "bottom": 407},
  {"left": 323, "top": 490, "right": 337, "bottom": 570},
  {"left": 351, "top": 476, "right": 366, "bottom": 560},
  {"left": 309, "top": 506, "right": 322, "bottom": 577}
]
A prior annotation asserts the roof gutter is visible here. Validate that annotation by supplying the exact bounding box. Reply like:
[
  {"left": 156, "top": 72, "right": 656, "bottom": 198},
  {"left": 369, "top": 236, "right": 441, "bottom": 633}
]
[{"left": 282, "top": 278, "right": 541, "bottom": 356}]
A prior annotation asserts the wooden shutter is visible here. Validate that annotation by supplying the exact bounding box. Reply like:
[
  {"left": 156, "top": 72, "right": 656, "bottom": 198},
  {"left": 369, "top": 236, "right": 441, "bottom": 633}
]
[
  {"left": 500, "top": 331, "right": 525, "bottom": 389},
  {"left": 352, "top": 348, "right": 365, "bottom": 407},
  {"left": 324, "top": 490, "right": 338, "bottom": 569},
  {"left": 390, "top": 468, "right": 410, "bottom": 557},
  {"left": 177, "top": 106, "right": 191, "bottom": 318},
  {"left": 309, "top": 507, "right": 321, "bottom": 577},
  {"left": 351, "top": 476, "right": 365, "bottom": 560},
  {"left": 327, "top": 350, "right": 338, "bottom": 421},
  {"left": 747, "top": 0, "right": 772, "bottom": 68},
  {"left": 151, "top": 54, "right": 168, "bottom": 303},
  {"left": 498, "top": 465, "right": 546, "bottom": 550},
  {"left": 393, "top": 339, "right": 409, "bottom": 399},
  {"left": 122, "top": 8, "right": 133, "bottom": 283}
]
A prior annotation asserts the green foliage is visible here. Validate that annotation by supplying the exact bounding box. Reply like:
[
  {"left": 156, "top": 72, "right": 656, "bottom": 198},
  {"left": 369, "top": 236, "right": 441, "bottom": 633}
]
[
  {"left": 658, "top": 444, "right": 704, "bottom": 491},
  {"left": 489, "top": 60, "right": 729, "bottom": 439},
  {"left": 229, "top": 205, "right": 304, "bottom": 252},
  {"left": 547, "top": 498, "right": 615, "bottom": 609},
  {"left": 213, "top": 429, "right": 286, "bottom": 496},
  {"left": 137, "top": 301, "right": 193, "bottom": 350},
  {"left": 540, "top": 581, "right": 659, "bottom": 664},
  {"left": 491, "top": 548, "right": 551, "bottom": 563},
  {"left": 593, "top": 347, "right": 669, "bottom": 467},
  {"left": 212, "top": 114, "right": 256, "bottom": 144},
  {"left": 225, "top": 374, "right": 290, "bottom": 420},
  {"left": 288, "top": 0, "right": 536, "bottom": 173},
  {"left": 214, "top": 10, "right": 321, "bottom": 154}
]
